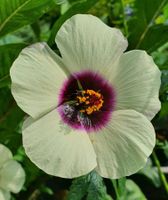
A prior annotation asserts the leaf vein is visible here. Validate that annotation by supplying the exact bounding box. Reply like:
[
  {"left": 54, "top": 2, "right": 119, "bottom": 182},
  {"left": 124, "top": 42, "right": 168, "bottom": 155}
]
[{"left": 0, "top": 0, "right": 32, "bottom": 32}]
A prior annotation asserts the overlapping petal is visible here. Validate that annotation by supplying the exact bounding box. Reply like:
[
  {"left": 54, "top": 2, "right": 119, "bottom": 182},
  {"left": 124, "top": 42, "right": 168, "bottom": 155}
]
[
  {"left": 107, "top": 50, "right": 161, "bottom": 120},
  {"left": 56, "top": 14, "right": 128, "bottom": 75},
  {"left": 22, "top": 109, "right": 97, "bottom": 178},
  {"left": 10, "top": 42, "right": 67, "bottom": 119},
  {"left": 89, "top": 110, "right": 155, "bottom": 179},
  {"left": 0, "top": 160, "right": 25, "bottom": 193},
  {"left": 0, "top": 144, "right": 12, "bottom": 167},
  {"left": 9, "top": 14, "right": 160, "bottom": 180}
]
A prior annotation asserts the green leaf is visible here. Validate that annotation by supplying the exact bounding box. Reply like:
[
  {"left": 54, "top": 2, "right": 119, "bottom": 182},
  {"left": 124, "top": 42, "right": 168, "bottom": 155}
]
[
  {"left": 54, "top": 0, "right": 68, "bottom": 4},
  {"left": 22, "top": 155, "right": 42, "bottom": 187},
  {"left": 0, "top": 43, "right": 26, "bottom": 77},
  {"left": 111, "top": 178, "right": 127, "bottom": 200},
  {"left": 0, "top": 130, "right": 22, "bottom": 153},
  {"left": 139, "top": 159, "right": 161, "bottom": 187},
  {"left": 152, "top": 45, "right": 168, "bottom": 70},
  {"left": 136, "top": 25, "right": 168, "bottom": 53},
  {"left": 125, "top": 180, "right": 147, "bottom": 200},
  {"left": 159, "top": 102, "right": 168, "bottom": 118},
  {"left": 160, "top": 70, "right": 168, "bottom": 102},
  {"left": 0, "top": 95, "right": 24, "bottom": 153},
  {"left": 163, "top": 3, "right": 168, "bottom": 19},
  {"left": 111, "top": 178, "right": 146, "bottom": 200},
  {"left": 0, "top": 75, "right": 10, "bottom": 88},
  {"left": 48, "top": 0, "right": 98, "bottom": 46},
  {"left": 87, "top": 171, "right": 112, "bottom": 200},
  {"left": 128, "top": 0, "right": 168, "bottom": 50},
  {"left": 0, "top": 0, "right": 55, "bottom": 37},
  {"left": 118, "top": 178, "right": 127, "bottom": 198},
  {"left": 67, "top": 171, "right": 112, "bottom": 200},
  {"left": 67, "top": 173, "right": 90, "bottom": 200}
]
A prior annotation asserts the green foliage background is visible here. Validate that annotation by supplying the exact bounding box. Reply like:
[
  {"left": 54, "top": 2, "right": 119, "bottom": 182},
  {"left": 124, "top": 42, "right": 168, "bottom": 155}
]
[{"left": 0, "top": 0, "right": 168, "bottom": 199}]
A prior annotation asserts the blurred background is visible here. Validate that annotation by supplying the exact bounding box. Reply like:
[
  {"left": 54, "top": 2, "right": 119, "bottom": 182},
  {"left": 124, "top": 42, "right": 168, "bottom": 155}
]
[{"left": 0, "top": 0, "right": 168, "bottom": 199}]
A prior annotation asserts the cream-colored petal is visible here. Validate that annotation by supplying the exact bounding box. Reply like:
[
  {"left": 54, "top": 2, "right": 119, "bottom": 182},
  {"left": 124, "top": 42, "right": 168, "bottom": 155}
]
[
  {"left": 0, "top": 189, "right": 10, "bottom": 200},
  {"left": 22, "top": 109, "right": 97, "bottom": 178},
  {"left": 10, "top": 42, "right": 67, "bottom": 119},
  {"left": 56, "top": 14, "right": 128, "bottom": 74},
  {"left": 0, "top": 160, "right": 25, "bottom": 193},
  {"left": 89, "top": 110, "right": 155, "bottom": 179},
  {"left": 0, "top": 144, "right": 12, "bottom": 167},
  {"left": 108, "top": 50, "right": 161, "bottom": 120}
]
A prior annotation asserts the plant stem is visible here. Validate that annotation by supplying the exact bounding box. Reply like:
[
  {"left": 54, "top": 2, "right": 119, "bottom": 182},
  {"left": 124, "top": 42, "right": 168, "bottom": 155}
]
[
  {"left": 0, "top": 74, "right": 9, "bottom": 82},
  {"left": 152, "top": 151, "right": 168, "bottom": 193},
  {"left": 111, "top": 179, "right": 120, "bottom": 200}
]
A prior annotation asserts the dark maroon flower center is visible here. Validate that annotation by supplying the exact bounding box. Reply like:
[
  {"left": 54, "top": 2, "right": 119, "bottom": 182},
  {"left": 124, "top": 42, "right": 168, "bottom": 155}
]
[{"left": 58, "top": 71, "right": 116, "bottom": 132}]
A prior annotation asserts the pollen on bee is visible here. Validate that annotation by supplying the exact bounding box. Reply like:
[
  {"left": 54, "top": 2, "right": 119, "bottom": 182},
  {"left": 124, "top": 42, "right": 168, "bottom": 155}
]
[{"left": 76, "top": 89, "right": 104, "bottom": 115}]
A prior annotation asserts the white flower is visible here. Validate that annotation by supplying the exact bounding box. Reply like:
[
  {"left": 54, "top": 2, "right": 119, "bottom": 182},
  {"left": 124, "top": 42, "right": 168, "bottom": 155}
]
[
  {"left": 0, "top": 144, "right": 25, "bottom": 200},
  {"left": 10, "top": 14, "right": 161, "bottom": 179}
]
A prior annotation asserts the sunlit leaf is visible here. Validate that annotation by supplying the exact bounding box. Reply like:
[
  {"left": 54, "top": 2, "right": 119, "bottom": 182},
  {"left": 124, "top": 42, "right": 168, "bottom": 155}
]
[
  {"left": 125, "top": 179, "right": 147, "bottom": 200},
  {"left": 137, "top": 25, "right": 168, "bottom": 53},
  {"left": 0, "top": 0, "right": 56, "bottom": 37},
  {"left": 128, "top": 0, "right": 168, "bottom": 51}
]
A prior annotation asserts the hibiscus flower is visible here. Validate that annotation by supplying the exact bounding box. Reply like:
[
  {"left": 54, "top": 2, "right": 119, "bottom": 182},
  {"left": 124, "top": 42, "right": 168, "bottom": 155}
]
[{"left": 10, "top": 14, "right": 161, "bottom": 179}]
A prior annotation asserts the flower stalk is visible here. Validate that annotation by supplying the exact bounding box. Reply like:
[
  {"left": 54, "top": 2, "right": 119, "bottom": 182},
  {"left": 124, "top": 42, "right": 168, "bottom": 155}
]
[{"left": 152, "top": 151, "right": 168, "bottom": 193}]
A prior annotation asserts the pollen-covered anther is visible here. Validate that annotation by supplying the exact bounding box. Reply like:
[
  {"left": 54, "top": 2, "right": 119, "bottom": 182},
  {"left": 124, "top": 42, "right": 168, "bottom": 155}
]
[{"left": 76, "top": 89, "right": 104, "bottom": 115}]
